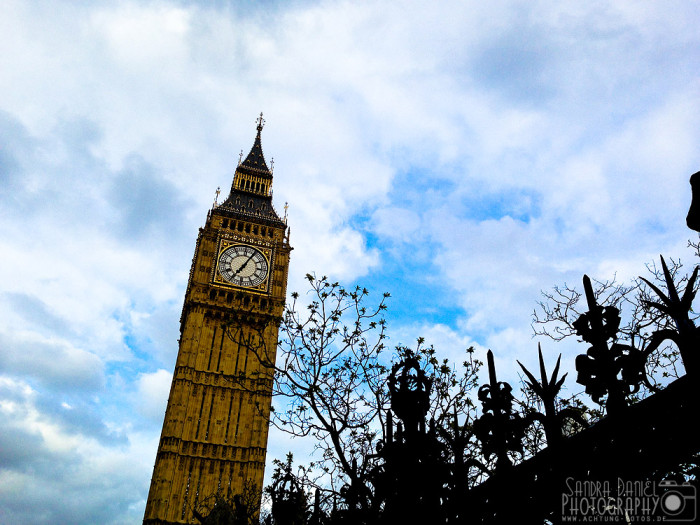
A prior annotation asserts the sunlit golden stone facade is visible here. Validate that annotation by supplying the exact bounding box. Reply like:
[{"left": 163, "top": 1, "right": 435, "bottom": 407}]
[{"left": 144, "top": 120, "right": 291, "bottom": 524}]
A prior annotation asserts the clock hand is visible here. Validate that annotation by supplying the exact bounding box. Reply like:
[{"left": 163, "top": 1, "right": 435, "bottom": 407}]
[{"left": 234, "top": 252, "right": 257, "bottom": 275}]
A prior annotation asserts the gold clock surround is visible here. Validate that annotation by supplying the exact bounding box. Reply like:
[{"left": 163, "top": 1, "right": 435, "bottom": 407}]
[{"left": 212, "top": 237, "right": 274, "bottom": 293}]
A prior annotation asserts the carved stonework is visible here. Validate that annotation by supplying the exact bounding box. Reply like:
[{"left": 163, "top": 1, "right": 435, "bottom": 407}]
[{"left": 143, "top": 120, "right": 292, "bottom": 525}]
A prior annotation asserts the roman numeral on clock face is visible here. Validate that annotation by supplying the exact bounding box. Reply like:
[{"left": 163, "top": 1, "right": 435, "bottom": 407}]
[{"left": 217, "top": 244, "right": 269, "bottom": 287}]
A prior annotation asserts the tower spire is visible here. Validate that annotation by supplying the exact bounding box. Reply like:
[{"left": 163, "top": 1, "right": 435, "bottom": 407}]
[
  {"left": 218, "top": 114, "right": 284, "bottom": 224},
  {"left": 238, "top": 113, "right": 271, "bottom": 174}
]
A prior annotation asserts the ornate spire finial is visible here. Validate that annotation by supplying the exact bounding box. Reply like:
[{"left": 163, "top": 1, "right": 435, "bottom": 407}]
[
  {"left": 238, "top": 150, "right": 243, "bottom": 166},
  {"left": 256, "top": 112, "right": 265, "bottom": 133},
  {"left": 213, "top": 186, "right": 221, "bottom": 206},
  {"left": 284, "top": 201, "right": 288, "bottom": 224},
  {"left": 271, "top": 157, "right": 274, "bottom": 174}
]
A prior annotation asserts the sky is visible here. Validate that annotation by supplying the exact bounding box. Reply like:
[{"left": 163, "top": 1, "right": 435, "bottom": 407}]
[{"left": 1, "top": 1, "right": 699, "bottom": 523}]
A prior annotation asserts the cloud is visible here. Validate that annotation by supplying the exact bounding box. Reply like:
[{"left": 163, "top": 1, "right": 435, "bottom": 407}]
[
  {"left": 0, "top": 377, "right": 149, "bottom": 524},
  {"left": 0, "top": 330, "right": 104, "bottom": 392},
  {"left": 107, "top": 153, "right": 194, "bottom": 242},
  {"left": 2, "top": 292, "right": 72, "bottom": 337},
  {"left": 0, "top": 110, "right": 37, "bottom": 194},
  {"left": 371, "top": 207, "right": 421, "bottom": 243},
  {"left": 91, "top": 4, "right": 191, "bottom": 69},
  {"left": 133, "top": 369, "right": 172, "bottom": 422},
  {"left": 1, "top": 1, "right": 700, "bottom": 522},
  {"left": 125, "top": 302, "right": 182, "bottom": 367}
]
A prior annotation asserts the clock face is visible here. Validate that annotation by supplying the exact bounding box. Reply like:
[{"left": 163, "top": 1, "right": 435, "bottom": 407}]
[{"left": 217, "top": 245, "right": 269, "bottom": 287}]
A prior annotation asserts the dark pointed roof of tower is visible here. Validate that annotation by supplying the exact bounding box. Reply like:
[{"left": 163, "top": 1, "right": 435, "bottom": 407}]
[
  {"left": 237, "top": 113, "right": 272, "bottom": 177},
  {"left": 217, "top": 113, "right": 284, "bottom": 225}
]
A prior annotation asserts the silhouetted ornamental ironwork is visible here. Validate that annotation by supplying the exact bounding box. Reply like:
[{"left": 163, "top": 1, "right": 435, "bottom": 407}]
[
  {"left": 269, "top": 468, "right": 308, "bottom": 525},
  {"left": 463, "top": 260, "right": 700, "bottom": 524},
  {"left": 518, "top": 345, "right": 588, "bottom": 449},
  {"left": 473, "top": 350, "right": 526, "bottom": 470},
  {"left": 388, "top": 355, "right": 432, "bottom": 436},
  {"left": 375, "top": 355, "right": 450, "bottom": 525},
  {"left": 641, "top": 255, "right": 700, "bottom": 375},
  {"left": 573, "top": 274, "right": 646, "bottom": 413}
]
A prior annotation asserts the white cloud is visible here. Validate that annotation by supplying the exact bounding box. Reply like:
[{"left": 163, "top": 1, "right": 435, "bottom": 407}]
[
  {"left": 0, "top": 331, "right": 104, "bottom": 392},
  {"left": 91, "top": 4, "right": 191, "bottom": 69},
  {"left": 371, "top": 207, "right": 421, "bottom": 242},
  {"left": 0, "top": 376, "right": 151, "bottom": 524},
  {"left": 133, "top": 369, "right": 172, "bottom": 422}
]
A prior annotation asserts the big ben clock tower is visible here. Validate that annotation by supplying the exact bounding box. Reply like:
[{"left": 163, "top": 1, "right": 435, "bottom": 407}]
[{"left": 144, "top": 115, "right": 292, "bottom": 524}]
